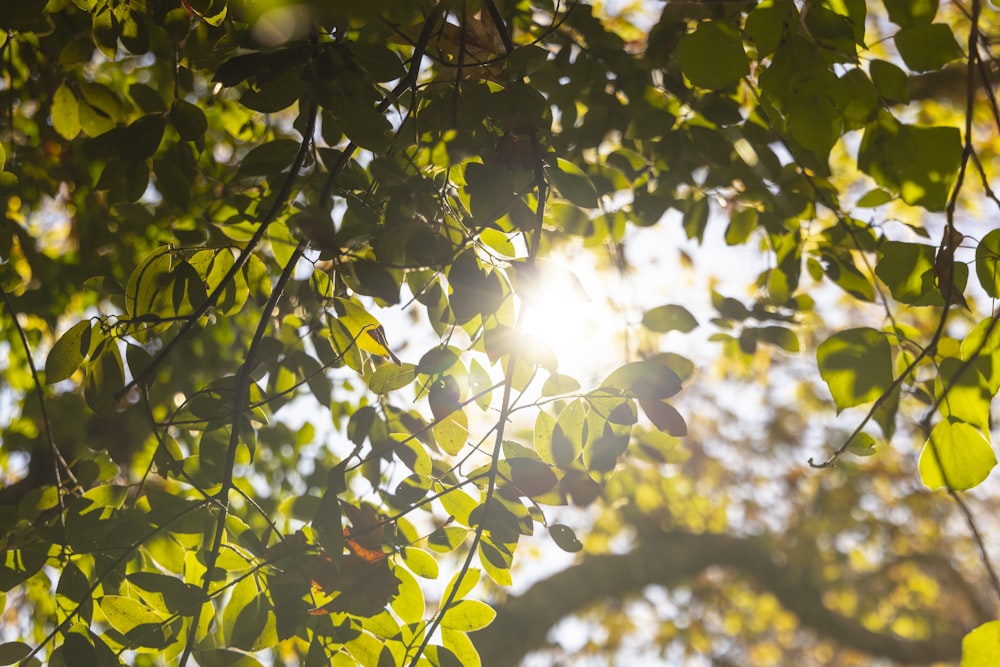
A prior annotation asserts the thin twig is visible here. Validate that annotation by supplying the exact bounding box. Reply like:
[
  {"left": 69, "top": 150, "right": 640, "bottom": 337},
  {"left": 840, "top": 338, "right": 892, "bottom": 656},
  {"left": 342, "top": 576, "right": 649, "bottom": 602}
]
[
  {"left": 0, "top": 288, "right": 77, "bottom": 502},
  {"left": 177, "top": 239, "right": 308, "bottom": 667},
  {"left": 117, "top": 102, "right": 319, "bottom": 399}
]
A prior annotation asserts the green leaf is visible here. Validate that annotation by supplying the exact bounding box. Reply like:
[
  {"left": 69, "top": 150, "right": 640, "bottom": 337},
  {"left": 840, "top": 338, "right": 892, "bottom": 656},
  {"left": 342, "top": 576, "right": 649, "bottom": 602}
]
[
  {"left": 676, "top": 21, "right": 750, "bottom": 90},
  {"left": 757, "top": 326, "right": 799, "bottom": 352},
  {"left": 869, "top": 60, "right": 909, "bottom": 103},
  {"left": 84, "top": 339, "right": 124, "bottom": 414},
  {"left": 962, "top": 621, "right": 1000, "bottom": 667},
  {"left": 99, "top": 595, "right": 165, "bottom": 633},
  {"left": 856, "top": 188, "right": 893, "bottom": 207},
  {"left": 548, "top": 523, "right": 583, "bottom": 553},
  {"left": 433, "top": 411, "right": 469, "bottom": 456},
  {"left": 639, "top": 399, "right": 687, "bottom": 437},
  {"left": 745, "top": 0, "right": 792, "bottom": 58},
  {"left": 507, "top": 457, "right": 558, "bottom": 497},
  {"left": 0, "top": 642, "right": 31, "bottom": 666},
  {"left": 894, "top": 23, "right": 963, "bottom": 72},
  {"left": 816, "top": 327, "right": 893, "bottom": 412},
  {"left": 547, "top": 158, "right": 599, "bottom": 208},
  {"left": 936, "top": 357, "right": 991, "bottom": 433},
  {"left": 440, "top": 599, "right": 496, "bottom": 632},
  {"left": 192, "top": 649, "right": 264, "bottom": 667},
  {"left": 976, "top": 229, "right": 1000, "bottom": 298},
  {"left": 846, "top": 432, "right": 878, "bottom": 457},
  {"left": 237, "top": 139, "right": 301, "bottom": 179},
  {"left": 392, "top": 567, "right": 425, "bottom": 625},
  {"left": 402, "top": 547, "right": 439, "bottom": 579},
  {"left": 51, "top": 83, "right": 81, "bottom": 140},
  {"left": 441, "top": 568, "right": 481, "bottom": 603},
  {"left": 858, "top": 112, "right": 962, "bottom": 211},
  {"left": 883, "top": 0, "right": 938, "bottom": 26},
  {"left": 919, "top": 420, "right": 996, "bottom": 491},
  {"left": 369, "top": 363, "right": 416, "bottom": 394},
  {"left": 602, "top": 360, "right": 683, "bottom": 401},
  {"left": 170, "top": 99, "right": 208, "bottom": 141},
  {"left": 45, "top": 319, "right": 92, "bottom": 384},
  {"left": 875, "top": 242, "right": 941, "bottom": 306},
  {"left": 642, "top": 304, "right": 698, "bottom": 333}
]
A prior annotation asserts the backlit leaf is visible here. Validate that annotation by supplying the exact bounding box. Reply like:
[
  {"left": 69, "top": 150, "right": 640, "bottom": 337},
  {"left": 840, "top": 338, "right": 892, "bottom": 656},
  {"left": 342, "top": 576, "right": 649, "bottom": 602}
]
[
  {"left": 45, "top": 319, "right": 91, "bottom": 384},
  {"left": 677, "top": 21, "right": 749, "bottom": 90},
  {"left": 642, "top": 305, "right": 698, "bottom": 333},
  {"left": 817, "top": 328, "right": 893, "bottom": 412},
  {"left": 919, "top": 420, "right": 996, "bottom": 491},
  {"left": 440, "top": 599, "right": 496, "bottom": 631}
]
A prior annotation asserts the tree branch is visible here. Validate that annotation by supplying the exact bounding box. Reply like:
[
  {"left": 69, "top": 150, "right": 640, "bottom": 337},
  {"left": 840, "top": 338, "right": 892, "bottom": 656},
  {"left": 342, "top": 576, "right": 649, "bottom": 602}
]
[{"left": 473, "top": 531, "right": 965, "bottom": 666}]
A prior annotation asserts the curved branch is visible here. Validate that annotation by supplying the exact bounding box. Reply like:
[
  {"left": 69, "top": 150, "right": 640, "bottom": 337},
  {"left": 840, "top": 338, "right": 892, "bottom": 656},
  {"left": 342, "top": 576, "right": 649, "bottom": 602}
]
[{"left": 473, "top": 531, "right": 965, "bottom": 666}]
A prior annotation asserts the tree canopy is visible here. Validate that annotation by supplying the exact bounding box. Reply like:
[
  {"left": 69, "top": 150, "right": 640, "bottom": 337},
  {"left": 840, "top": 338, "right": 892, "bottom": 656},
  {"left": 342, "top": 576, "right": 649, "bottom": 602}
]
[{"left": 2, "top": 0, "right": 1000, "bottom": 665}]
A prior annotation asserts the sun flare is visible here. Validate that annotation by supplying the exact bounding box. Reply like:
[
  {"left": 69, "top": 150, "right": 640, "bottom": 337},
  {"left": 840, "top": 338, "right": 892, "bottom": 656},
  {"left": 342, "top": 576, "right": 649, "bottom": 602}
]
[{"left": 518, "top": 257, "right": 623, "bottom": 384}]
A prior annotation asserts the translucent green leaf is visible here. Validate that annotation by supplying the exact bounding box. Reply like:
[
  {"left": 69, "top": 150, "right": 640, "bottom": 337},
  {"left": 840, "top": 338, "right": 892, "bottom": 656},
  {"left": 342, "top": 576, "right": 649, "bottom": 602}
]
[
  {"left": 391, "top": 567, "right": 424, "bottom": 625},
  {"left": 427, "top": 525, "right": 468, "bottom": 553},
  {"left": 856, "top": 188, "right": 893, "bottom": 207},
  {"left": 478, "top": 541, "right": 513, "bottom": 585},
  {"left": 52, "top": 83, "right": 81, "bottom": 140},
  {"left": 45, "top": 319, "right": 92, "bottom": 384},
  {"left": 441, "top": 628, "right": 481, "bottom": 667},
  {"left": 441, "top": 568, "right": 480, "bottom": 604},
  {"left": 440, "top": 599, "right": 496, "bottom": 631},
  {"left": 369, "top": 363, "right": 416, "bottom": 394},
  {"left": 875, "top": 241, "right": 941, "bottom": 306},
  {"left": 919, "top": 420, "right": 996, "bottom": 491},
  {"left": 192, "top": 649, "right": 264, "bottom": 667},
  {"left": 433, "top": 410, "right": 469, "bottom": 456},
  {"left": 975, "top": 229, "right": 1000, "bottom": 298},
  {"left": 402, "top": 547, "right": 439, "bottom": 579},
  {"left": 936, "top": 357, "right": 991, "bottom": 433},
  {"left": 541, "top": 373, "right": 580, "bottom": 397},
  {"left": 677, "top": 21, "right": 749, "bottom": 90},
  {"left": 642, "top": 304, "right": 698, "bottom": 333},
  {"left": 437, "top": 485, "right": 478, "bottom": 527},
  {"left": 846, "top": 432, "right": 877, "bottom": 457},
  {"left": 858, "top": 112, "right": 962, "bottom": 211},
  {"left": 894, "top": 23, "right": 962, "bottom": 72},
  {"left": 223, "top": 576, "right": 265, "bottom": 650},
  {"left": 962, "top": 620, "right": 1000, "bottom": 667},
  {"left": 548, "top": 523, "right": 583, "bottom": 553},
  {"left": 757, "top": 326, "right": 799, "bottom": 352},
  {"left": 99, "top": 595, "right": 165, "bottom": 633},
  {"left": 816, "top": 327, "right": 893, "bottom": 412},
  {"left": 962, "top": 317, "right": 1000, "bottom": 394}
]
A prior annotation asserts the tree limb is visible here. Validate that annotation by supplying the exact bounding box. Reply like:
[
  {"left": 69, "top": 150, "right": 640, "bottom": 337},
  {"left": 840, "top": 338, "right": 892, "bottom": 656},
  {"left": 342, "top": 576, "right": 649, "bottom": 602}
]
[{"left": 473, "top": 531, "right": 965, "bottom": 666}]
